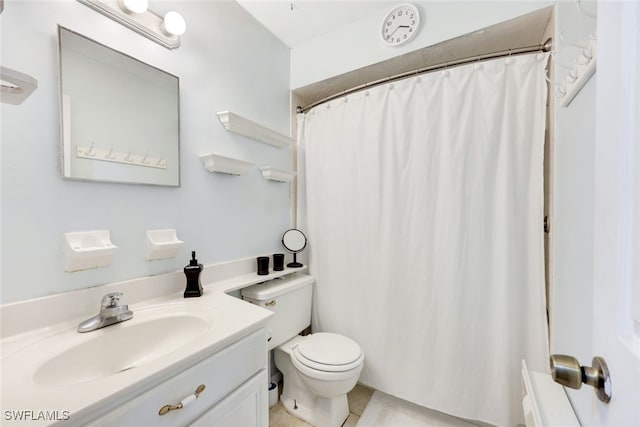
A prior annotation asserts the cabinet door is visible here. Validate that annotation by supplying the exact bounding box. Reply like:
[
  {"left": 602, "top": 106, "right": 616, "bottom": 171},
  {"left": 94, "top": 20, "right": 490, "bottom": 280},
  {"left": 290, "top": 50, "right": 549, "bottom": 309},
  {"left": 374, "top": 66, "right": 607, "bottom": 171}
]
[{"left": 190, "top": 370, "right": 268, "bottom": 427}]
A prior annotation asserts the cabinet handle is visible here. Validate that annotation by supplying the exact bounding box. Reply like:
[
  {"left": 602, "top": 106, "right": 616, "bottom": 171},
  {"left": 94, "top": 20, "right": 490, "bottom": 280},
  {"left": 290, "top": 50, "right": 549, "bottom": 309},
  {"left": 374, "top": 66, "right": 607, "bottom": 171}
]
[
  {"left": 158, "top": 384, "right": 206, "bottom": 416},
  {"left": 265, "top": 300, "right": 276, "bottom": 306}
]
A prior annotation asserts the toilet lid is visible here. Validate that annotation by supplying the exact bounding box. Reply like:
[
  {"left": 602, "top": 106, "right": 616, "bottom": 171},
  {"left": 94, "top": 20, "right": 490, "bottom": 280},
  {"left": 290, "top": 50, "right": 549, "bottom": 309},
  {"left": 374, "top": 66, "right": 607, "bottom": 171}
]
[{"left": 293, "top": 333, "right": 363, "bottom": 372}]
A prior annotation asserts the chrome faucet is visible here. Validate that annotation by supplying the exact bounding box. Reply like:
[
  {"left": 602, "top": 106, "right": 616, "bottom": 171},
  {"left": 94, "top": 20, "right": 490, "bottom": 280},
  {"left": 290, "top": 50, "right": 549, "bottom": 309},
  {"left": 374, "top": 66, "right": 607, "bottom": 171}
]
[{"left": 77, "top": 292, "right": 133, "bottom": 333}]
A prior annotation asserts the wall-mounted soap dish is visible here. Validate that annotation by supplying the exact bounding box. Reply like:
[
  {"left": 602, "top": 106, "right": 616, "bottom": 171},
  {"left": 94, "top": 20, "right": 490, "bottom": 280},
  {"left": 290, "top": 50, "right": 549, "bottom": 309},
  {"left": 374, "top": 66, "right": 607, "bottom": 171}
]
[
  {"left": 146, "top": 229, "right": 184, "bottom": 260},
  {"left": 259, "top": 166, "right": 296, "bottom": 182},
  {"left": 64, "top": 230, "right": 117, "bottom": 272},
  {"left": 200, "top": 153, "right": 254, "bottom": 176}
]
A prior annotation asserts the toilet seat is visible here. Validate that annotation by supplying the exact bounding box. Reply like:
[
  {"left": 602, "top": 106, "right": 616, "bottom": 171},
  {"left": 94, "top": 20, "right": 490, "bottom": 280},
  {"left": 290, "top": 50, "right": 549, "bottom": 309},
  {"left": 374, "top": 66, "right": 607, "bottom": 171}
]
[{"left": 293, "top": 333, "right": 364, "bottom": 373}]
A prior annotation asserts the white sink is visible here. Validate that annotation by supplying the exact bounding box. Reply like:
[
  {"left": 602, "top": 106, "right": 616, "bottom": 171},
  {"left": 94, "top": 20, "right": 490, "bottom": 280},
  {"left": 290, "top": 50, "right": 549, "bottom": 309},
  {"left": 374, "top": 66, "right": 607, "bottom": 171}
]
[{"left": 12, "top": 302, "right": 220, "bottom": 386}]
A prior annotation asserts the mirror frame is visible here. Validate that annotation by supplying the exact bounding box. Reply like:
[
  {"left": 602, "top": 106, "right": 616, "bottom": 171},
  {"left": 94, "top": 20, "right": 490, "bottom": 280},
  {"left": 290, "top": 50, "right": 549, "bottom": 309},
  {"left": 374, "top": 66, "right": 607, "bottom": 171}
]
[
  {"left": 282, "top": 229, "right": 307, "bottom": 253},
  {"left": 57, "top": 26, "right": 181, "bottom": 187}
]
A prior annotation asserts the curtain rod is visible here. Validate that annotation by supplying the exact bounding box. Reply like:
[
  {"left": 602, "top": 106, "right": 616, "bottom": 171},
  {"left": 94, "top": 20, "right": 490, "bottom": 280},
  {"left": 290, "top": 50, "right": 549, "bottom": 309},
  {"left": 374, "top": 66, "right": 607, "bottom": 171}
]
[{"left": 297, "top": 38, "right": 553, "bottom": 114}]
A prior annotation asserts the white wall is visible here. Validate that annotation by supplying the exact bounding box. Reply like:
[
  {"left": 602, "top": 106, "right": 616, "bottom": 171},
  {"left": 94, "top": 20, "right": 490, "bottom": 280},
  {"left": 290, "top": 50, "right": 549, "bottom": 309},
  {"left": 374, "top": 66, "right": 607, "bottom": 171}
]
[
  {"left": 290, "top": 1, "right": 552, "bottom": 89},
  {"left": 550, "top": 0, "right": 598, "bottom": 422},
  {"left": 1, "top": 0, "right": 291, "bottom": 303}
]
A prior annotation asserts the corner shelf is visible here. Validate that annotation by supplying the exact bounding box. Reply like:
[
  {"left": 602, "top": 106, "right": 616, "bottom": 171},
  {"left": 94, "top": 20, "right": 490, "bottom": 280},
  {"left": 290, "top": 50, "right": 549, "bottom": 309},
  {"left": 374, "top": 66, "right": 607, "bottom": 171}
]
[
  {"left": 146, "top": 229, "right": 184, "bottom": 261},
  {"left": 259, "top": 166, "right": 296, "bottom": 182},
  {"left": 200, "top": 153, "right": 254, "bottom": 176},
  {"left": 558, "top": 37, "right": 597, "bottom": 108},
  {"left": 64, "top": 230, "right": 117, "bottom": 272},
  {"left": 216, "top": 110, "right": 293, "bottom": 148}
]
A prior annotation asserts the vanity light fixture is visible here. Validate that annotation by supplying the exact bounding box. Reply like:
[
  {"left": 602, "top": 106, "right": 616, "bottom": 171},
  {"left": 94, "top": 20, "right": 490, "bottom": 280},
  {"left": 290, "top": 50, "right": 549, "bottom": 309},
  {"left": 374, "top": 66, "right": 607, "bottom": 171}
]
[
  {"left": 120, "top": 0, "right": 147, "bottom": 14},
  {"left": 76, "top": 0, "right": 186, "bottom": 49},
  {"left": 161, "top": 11, "right": 186, "bottom": 36}
]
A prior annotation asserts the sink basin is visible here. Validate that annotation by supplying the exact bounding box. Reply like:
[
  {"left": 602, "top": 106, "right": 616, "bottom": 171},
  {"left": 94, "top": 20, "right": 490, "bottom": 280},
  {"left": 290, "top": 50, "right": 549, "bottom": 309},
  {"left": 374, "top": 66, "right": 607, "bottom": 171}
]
[{"left": 28, "top": 302, "right": 220, "bottom": 386}]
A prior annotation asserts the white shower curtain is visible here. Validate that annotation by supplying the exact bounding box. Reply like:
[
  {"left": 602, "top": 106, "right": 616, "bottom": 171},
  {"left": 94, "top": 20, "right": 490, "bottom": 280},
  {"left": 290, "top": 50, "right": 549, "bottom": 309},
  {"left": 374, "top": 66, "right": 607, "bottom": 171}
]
[{"left": 297, "top": 53, "right": 550, "bottom": 427}]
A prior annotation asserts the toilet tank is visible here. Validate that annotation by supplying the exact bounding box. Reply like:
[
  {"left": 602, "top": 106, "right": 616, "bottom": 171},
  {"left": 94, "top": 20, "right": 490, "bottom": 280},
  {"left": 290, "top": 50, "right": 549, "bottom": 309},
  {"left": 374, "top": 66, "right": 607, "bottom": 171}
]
[{"left": 241, "top": 274, "right": 313, "bottom": 350}]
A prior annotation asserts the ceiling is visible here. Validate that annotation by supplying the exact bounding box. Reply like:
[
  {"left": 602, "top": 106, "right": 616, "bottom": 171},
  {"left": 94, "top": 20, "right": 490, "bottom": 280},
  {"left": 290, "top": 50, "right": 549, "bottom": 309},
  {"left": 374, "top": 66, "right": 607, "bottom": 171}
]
[
  {"left": 234, "top": 1, "right": 553, "bottom": 109},
  {"left": 236, "top": 0, "right": 396, "bottom": 48},
  {"left": 293, "top": 6, "right": 553, "bottom": 109}
]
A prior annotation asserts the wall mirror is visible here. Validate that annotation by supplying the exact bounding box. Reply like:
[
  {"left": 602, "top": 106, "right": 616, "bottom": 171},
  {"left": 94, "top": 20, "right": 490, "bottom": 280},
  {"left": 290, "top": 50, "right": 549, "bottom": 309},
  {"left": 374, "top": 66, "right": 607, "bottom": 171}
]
[
  {"left": 58, "top": 26, "right": 180, "bottom": 186},
  {"left": 282, "top": 229, "right": 307, "bottom": 268}
]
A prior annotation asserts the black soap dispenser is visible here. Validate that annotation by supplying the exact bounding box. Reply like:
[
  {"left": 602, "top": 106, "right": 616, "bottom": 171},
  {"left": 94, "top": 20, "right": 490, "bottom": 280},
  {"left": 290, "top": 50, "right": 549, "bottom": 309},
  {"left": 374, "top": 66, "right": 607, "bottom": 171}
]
[{"left": 184, "top": 251, "right": 203, "bottom": 298}]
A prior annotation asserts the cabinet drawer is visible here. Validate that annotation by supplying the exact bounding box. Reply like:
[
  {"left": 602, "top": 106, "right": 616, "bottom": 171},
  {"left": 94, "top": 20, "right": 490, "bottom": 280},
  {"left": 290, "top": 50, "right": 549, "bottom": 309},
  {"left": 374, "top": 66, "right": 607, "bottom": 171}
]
[{"left": 88, "top": 329, "right": 267, "bottom": 427}]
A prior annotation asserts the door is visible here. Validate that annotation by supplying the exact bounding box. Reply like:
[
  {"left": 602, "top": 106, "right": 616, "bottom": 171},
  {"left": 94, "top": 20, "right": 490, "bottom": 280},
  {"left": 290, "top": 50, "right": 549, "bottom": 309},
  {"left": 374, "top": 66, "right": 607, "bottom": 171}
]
[
  {"left": 552, "top": 1, "right": 640, "bottom": 425},
  {"left": 588, "top": 2, "right": 640, "bottom": 425}
]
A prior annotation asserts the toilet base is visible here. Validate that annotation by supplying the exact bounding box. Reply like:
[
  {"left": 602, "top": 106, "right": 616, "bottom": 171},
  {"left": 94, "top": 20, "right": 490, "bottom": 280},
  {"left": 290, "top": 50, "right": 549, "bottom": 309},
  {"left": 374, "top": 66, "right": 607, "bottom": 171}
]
[{"left": 280, "top": 392, "right": 349, "bottom": 427}]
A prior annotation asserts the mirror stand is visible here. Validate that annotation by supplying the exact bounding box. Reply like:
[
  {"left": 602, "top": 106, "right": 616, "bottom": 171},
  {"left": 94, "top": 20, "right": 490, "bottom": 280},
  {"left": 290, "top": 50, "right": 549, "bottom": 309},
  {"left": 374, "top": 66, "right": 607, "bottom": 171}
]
[
  {"left": 287, "top": 253, "right": 303, "bottom": 268},
  {"left": 282, "top": 229, "right": 307, "bottom": 269}
]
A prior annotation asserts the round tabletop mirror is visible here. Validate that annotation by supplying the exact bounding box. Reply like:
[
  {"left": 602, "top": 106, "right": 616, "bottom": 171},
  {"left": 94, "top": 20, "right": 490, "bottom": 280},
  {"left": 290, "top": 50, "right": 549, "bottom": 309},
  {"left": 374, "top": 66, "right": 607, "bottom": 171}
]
[{"left": 282, "top": 229, "right": 307, "bottom": 268}]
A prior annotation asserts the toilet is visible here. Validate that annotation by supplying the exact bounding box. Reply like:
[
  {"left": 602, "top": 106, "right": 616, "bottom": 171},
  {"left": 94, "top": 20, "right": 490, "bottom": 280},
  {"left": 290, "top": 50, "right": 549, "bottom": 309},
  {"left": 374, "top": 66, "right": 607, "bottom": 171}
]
[{"left": 241, "top": 274, "right": 364, "bottom": 427}]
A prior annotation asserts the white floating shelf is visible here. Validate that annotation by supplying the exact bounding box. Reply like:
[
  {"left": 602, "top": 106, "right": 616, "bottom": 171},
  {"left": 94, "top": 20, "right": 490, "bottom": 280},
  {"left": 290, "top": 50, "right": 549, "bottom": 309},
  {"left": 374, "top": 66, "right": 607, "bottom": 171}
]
[
  {"left": 1, "top": 66, "right": 38, "bottom": 105},
  {"left": 216, "top": 110, "right": 293, "bottom": 148},
  {"left": 146, "top": 229, "right": 184, "bottom": 261},
  {"left": 200, "top": 153, "right": 254, "bottom": 176},
  {"left": 64, "top": 230, "right": 117, "bottom": 272},
  {"left": 259, "top": 166, "right": 296, "bottom": 182}
]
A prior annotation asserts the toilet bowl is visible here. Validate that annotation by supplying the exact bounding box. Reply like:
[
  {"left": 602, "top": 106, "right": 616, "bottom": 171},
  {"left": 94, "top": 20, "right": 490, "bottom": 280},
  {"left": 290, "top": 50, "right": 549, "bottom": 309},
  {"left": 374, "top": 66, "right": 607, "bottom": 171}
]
[{"left": 275, "top": 333, "right": 364, "bottom": 427}]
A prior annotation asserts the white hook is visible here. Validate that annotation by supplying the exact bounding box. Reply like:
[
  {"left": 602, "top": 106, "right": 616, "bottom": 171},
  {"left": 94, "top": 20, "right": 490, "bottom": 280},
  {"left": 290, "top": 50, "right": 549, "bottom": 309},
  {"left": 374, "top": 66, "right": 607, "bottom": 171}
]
[
  {"left": 106, "top": 145, "right": 116, "bottom": 160},
  {"left": 564, "top": 68, "right": 579, "bottom": 83},
  {"left": 85, "top": 142, "right": 96, "bottom": 157},
  {"left": 124, "top": 150, "right": 133, "bottom": 162},
  {"left": 141, "top": 153, "right": 150, "bottom": 165},
  {"left": 473, "top": 56, "right": 482, "bottom": 70},
  {"left": 576, "top": 0, "right": 597, "bottom": 20},
  {"left": 505, "top": 50, "right": 513, "bottom": 65},
  {"left": 442, "top": 63, "right": 450, "bottom": 77},
  {"left": 575, "top": 47, "right": 594, "bottom": 65}
]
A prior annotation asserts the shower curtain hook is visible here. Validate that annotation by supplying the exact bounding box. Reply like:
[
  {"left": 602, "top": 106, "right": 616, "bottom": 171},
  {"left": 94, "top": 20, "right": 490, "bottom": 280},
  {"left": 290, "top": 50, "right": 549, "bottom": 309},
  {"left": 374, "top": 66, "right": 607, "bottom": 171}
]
[
  {"left": 474, "top": 55, "right": 482, "bottom": 70},
  {"left": 442, "top": 62, "right": 450, "bottom": 77}
]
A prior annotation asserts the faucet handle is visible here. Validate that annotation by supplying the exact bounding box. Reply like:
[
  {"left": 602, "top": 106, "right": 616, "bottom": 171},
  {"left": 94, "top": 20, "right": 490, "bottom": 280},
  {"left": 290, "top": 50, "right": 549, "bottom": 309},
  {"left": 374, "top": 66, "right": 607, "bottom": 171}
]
[{"left": 101, "top": 292, "right": 123, "bottom": 308}]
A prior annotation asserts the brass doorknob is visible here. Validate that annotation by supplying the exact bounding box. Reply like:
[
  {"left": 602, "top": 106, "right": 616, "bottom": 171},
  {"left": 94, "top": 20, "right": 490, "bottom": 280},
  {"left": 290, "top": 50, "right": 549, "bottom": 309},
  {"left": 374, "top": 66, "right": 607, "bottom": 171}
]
[{"left": 549, "top": 354, "right": 612, "bottom": 403}]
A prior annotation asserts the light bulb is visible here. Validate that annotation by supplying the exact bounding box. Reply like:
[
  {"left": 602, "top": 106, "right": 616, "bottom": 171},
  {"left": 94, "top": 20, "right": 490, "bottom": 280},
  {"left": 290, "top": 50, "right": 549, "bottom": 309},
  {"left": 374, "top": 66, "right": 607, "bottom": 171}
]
[
  {"left": 161, "top": 11, "right": 186, "bottom": 36},
  {"left": 120, "top": 0, "right": 148, "bottom": 14}
]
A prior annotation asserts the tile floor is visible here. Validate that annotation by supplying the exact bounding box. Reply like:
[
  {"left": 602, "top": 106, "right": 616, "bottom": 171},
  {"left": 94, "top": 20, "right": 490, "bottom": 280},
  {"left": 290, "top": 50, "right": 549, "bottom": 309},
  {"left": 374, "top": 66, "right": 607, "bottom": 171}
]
[{"left": 269, "top": 383, "right": 374, "bottom": 427}]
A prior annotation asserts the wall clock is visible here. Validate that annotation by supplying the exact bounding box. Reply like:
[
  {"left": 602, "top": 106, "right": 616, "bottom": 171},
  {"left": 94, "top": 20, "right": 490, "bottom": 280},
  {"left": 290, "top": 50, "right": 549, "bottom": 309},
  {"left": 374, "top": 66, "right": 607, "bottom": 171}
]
[{"left": 381, "top": 3, "right": 420, "bottom": 47}]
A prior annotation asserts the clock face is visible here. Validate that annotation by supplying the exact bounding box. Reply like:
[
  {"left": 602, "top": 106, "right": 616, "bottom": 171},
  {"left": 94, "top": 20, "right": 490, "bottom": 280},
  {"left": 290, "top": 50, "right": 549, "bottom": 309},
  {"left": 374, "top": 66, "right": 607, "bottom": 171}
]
[{"left": 381, "top": 4, "right": 420, "bottom": 47}]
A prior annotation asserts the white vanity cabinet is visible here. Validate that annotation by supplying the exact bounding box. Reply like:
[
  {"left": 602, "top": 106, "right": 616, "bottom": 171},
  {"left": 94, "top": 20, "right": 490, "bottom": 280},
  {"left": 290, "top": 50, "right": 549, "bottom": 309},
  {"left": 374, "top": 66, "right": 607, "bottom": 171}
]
[{"left": 84, "top": 329, "right": 268, "bottom": 427}]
